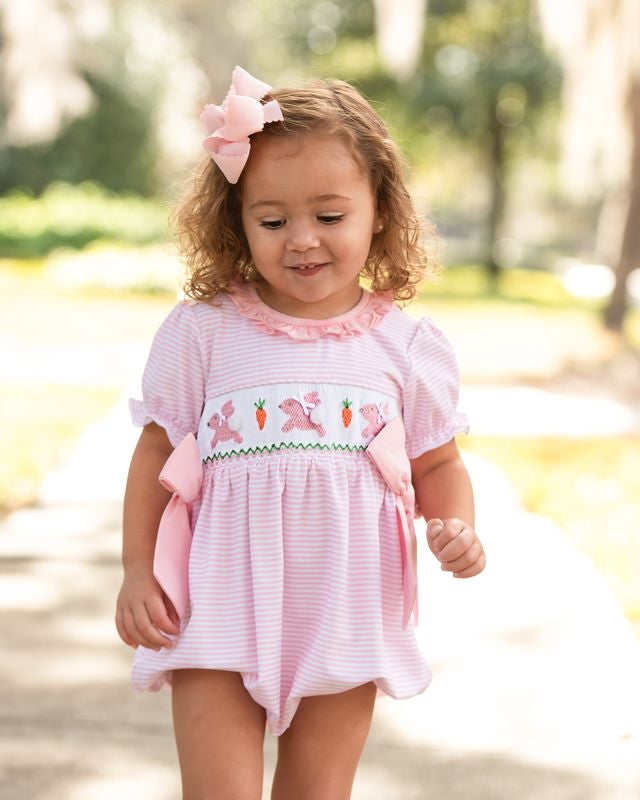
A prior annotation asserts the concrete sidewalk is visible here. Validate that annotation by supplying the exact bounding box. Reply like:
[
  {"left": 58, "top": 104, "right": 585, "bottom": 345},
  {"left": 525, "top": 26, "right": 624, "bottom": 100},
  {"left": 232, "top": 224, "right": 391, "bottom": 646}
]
[{"left": 1, "top": 390, "right": 639, "bottom": 799}]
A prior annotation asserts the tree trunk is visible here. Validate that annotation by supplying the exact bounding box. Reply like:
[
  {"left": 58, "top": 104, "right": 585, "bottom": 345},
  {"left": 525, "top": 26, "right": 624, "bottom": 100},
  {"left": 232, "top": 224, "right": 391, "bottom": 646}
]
[
  {"left": 604, "top": 77, "right": 640, "bottom": 331},
  {"left": 485, "top": 111, "right": 506, "bottom": 286}
]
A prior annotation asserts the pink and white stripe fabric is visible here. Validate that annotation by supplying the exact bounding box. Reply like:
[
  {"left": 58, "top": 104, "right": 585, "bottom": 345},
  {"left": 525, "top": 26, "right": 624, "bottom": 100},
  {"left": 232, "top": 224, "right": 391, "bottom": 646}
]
[{"left": 128, "top": 283, "right": 468, "bottom": 736}]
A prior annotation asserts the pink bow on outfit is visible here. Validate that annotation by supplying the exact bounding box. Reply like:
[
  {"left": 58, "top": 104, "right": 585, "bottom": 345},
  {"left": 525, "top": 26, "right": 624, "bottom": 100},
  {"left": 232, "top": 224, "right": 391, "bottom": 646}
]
[
  {"left": 365, "top": 416, "right": 419, "bottom": 630},
  {"left": 153, "top": 433, "right": 202, "bottom": 619},
  {"left": 200, "top": 65, "right": 284, "bottom": 184}
]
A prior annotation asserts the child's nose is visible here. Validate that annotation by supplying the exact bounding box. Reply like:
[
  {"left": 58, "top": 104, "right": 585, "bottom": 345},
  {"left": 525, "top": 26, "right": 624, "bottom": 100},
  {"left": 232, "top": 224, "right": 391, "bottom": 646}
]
[{"left": 285, "top": 220, "right": 321, "bottom": 251}]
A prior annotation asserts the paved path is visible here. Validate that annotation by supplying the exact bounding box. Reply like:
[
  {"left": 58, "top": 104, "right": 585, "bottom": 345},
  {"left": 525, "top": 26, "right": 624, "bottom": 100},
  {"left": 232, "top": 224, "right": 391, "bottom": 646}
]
[{"left": 1, "top": 388, "right": 639, "bottom": 799}]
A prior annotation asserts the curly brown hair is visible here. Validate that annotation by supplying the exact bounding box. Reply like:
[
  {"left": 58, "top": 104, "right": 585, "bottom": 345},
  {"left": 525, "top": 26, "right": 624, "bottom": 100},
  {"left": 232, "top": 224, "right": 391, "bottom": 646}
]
[{"left": 174, "top": 76, "right": 440, "bottom": 305}]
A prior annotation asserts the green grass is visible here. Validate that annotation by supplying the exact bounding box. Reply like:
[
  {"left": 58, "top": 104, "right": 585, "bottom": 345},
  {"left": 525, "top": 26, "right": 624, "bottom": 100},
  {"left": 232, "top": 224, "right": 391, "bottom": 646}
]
[
  {"left": 424, "top": 263, "right": 596, "bottom": 307},
  {"left": 416, "top": 264, "right": 640, "bottom": 349},
  {"left": 0, "top": 181, "right": 168, "bottom": 258}
]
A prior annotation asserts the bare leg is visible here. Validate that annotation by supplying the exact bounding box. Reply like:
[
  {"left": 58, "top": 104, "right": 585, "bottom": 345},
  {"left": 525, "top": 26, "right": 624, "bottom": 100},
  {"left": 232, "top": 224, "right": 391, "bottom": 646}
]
[
  {"left": 271, "top": 681, "right": 377, "bottom": 800},
  {"left": 171, "top": 669, "right": 267, "bottom": 800}
]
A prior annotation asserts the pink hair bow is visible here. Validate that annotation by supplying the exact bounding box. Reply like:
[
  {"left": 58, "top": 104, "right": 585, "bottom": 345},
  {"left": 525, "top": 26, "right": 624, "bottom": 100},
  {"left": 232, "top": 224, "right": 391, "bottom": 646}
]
[
  {"left": 366, "top": 416, "right": 419, "bottom": 630},
  {"left": 200, "top": 65, "right": 284, "bottom": 184}
]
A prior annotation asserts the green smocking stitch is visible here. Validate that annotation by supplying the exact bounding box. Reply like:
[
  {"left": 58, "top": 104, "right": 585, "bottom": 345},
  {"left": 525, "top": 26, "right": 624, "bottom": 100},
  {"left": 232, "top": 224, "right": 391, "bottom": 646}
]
[{"left": 204, "top": 440, "right": 367, "bottom": 462}]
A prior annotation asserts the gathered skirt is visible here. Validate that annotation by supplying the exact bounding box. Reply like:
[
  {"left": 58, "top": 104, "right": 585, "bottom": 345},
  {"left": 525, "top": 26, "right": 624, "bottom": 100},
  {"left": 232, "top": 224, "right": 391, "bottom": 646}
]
[{"left": 131, "top": 450, "right": 431, "bottom": 736}]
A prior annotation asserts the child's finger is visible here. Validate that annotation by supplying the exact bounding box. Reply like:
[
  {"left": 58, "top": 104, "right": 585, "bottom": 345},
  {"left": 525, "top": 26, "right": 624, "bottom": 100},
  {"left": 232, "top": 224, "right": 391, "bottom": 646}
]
[
  {"left": 115, "top": 606, "right": 138, "bottom": 648},
  {"left": 147, "top": 594, "right": 180, "bottom": 637},
  {"left": 164, "top": 594, "right": 181, "bottom": 628},
  {"left": 426, "top": 518, "right": 444, "bottom": 541},
  {"left": 437, "top": 526, "right": 476, "bottom": 563},
  {"left": 452, "top": 549, "right": 487, "bottom": 578},
  {"left": 124, "top": 607, "right": 158, "bottom": 650},
  {"left": 131, "top": 603, "right": 174, "bottom": 651},
  {"left": 440, "top": 539, "right": 483, "bottom": 571}
]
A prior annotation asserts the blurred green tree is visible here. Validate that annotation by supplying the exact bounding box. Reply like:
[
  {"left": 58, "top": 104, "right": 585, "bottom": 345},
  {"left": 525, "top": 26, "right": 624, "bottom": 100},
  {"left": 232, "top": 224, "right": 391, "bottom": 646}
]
[
  {"left": 0, "top": 72, "right": 158, "bottom": 195},
  {"left": 408, "top": 0, "right": 560, "bottom": 280}
]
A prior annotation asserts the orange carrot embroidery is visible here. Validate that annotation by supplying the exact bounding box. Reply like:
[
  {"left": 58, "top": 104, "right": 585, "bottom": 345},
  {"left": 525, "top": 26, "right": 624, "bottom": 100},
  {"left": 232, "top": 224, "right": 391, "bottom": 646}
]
[
  {"left": 341, "top": 398, "right": 353, "bottom": 428},
  {"left": 254, "top": 398, "right": 267, "bottom": 430}
]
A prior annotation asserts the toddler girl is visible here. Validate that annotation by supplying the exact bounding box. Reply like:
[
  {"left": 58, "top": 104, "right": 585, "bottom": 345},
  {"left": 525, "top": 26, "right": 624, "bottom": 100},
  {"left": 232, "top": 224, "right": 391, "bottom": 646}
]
[{"left": 116, "top": 65, "right": 485, "bottom": 800}]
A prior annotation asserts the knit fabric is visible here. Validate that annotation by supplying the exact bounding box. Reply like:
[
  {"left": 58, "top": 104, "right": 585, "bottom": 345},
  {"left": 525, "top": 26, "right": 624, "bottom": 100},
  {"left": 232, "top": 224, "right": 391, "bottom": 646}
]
[{"left": 128, "top": 280, "right": 469, "bottom": 736}]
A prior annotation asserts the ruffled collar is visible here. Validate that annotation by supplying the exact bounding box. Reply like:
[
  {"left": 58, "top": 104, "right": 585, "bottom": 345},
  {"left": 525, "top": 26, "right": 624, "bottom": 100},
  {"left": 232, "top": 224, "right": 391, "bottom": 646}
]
[{"left": 227, "top": 280, "right": 394, "bottom": 340}]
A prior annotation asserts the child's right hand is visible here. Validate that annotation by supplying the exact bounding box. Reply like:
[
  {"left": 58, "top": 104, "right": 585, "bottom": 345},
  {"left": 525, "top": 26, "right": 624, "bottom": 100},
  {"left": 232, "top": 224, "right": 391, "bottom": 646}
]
[{"left": 115, "top": 566, "right": 181, "bottom": 651}]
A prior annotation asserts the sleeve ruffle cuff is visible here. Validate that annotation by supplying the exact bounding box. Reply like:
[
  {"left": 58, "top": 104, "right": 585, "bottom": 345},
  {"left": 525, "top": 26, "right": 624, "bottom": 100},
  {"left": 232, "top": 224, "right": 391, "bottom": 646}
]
[
  {"left": 405, "top": 411, "right": 470, "bottom": 460},
  {"left": 129, "top": 397, "right": 192, "bottom": 449}
]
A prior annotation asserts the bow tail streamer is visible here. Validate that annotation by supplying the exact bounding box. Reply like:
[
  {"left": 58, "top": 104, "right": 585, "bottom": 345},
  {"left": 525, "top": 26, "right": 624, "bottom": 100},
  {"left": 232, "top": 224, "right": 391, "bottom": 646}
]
[
  {"left": 151, "top": 432, "right": 203, "bottom": 621},
  {"left": 396, "top": 496, "right": 419, "bottom": 629},
  {"left": 153, "top": 498, "right": 192, "bottom": 620}
]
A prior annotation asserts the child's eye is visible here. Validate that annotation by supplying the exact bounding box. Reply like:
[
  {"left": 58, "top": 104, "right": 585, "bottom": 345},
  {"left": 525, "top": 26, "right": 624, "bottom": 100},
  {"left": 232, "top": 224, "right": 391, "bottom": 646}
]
[{"left": 259, "top": 215, "right": 344, "bottom": 230}]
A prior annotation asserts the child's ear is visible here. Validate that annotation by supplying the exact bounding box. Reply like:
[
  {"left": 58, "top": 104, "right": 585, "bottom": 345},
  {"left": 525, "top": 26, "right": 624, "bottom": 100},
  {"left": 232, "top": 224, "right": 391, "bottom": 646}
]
[{"left": 374, "top": 206, "right": 388, "bottom": 232}]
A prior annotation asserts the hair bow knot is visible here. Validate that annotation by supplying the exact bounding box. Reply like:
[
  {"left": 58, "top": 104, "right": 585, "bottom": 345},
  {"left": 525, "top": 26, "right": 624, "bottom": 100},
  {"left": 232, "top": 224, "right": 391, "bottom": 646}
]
[{"left": 200, "top": 65, "right": 284, "bottom": 184}]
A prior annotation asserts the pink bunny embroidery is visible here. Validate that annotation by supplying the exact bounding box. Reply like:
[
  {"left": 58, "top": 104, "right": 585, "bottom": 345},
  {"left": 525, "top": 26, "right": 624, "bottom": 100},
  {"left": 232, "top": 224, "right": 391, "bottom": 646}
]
[
  {"left": 208, "top": 399, "right": 244, "bottom": 449},
  {"left": 279, "top": 390, "right": 326, "bottom": 437},
  {"left": 360, "top": 401, "right": 389, "bottom": 438}
]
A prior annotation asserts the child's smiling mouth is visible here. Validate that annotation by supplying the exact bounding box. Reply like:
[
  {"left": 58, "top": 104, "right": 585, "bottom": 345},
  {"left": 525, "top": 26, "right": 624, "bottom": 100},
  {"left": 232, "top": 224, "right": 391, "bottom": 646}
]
[{"left": 288, "top": 262, "right": 329, "bottom": 275}]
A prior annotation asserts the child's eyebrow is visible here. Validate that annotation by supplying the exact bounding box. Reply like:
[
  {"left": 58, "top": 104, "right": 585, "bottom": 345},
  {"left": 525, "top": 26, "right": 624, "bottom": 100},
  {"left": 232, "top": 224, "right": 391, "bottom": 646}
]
[{"left": 249, "top": 193, "right": 351, "bottom": 210}]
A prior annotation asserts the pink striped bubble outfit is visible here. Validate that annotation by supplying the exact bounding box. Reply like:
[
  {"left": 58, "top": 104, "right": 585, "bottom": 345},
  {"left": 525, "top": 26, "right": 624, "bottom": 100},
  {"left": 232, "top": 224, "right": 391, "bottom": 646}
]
[{"left": 128, "top": 278, "right": 469, "bottom": 736}]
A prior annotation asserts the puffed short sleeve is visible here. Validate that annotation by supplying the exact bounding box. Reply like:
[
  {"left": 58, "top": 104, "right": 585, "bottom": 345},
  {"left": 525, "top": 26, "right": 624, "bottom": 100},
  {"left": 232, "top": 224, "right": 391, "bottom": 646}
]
[
  {"left": 128, "top": 300, "right": 206, "bottom": 448},
  {"left": 403, "top": 317, "right": 469, "bottom": 459}
]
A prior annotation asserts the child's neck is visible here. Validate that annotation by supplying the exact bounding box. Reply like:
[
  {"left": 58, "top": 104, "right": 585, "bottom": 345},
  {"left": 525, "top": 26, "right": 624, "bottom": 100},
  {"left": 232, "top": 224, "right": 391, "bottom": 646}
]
[{"left": 254, "top": 282, "right": 364, "bottom": 320}]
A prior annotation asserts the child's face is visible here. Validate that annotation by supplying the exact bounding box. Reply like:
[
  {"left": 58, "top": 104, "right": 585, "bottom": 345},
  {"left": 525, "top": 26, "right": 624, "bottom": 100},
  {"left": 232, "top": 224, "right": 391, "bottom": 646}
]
[{"left": 240, "top": 133, "right": 384, "bottom": 318}]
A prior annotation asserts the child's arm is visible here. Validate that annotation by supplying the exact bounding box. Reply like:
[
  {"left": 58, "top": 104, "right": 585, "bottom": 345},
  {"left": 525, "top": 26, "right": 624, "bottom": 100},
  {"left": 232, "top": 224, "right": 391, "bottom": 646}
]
[
  {"left": 410, "top": 438, "right": 485, "bottom": 579},
  {"left": 115, "top": 422, "right": 181, "bottom": 650}
]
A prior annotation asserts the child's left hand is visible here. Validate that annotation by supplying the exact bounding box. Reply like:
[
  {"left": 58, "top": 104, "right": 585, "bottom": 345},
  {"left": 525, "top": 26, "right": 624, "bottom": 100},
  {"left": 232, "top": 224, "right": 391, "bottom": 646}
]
[{"left": 426, "top": 518, "right": 486, "bottom": 578}]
